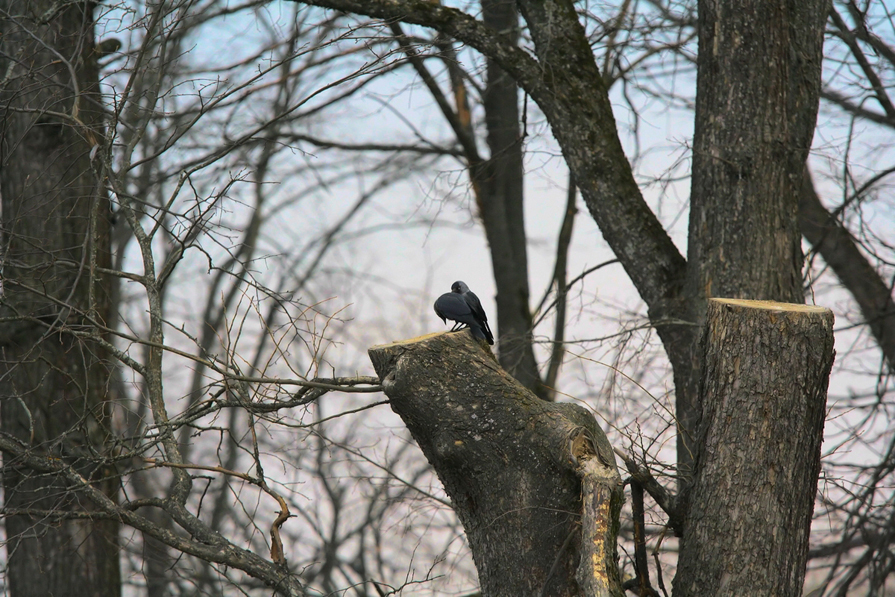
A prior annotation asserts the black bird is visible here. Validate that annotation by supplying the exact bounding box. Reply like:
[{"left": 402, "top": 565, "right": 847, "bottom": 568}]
[{"left": 433, "top": 281, "right": 494, "bottom": 345}]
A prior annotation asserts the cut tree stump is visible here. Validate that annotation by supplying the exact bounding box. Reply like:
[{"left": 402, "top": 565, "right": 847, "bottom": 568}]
[
  {"left": 368, "top": 331, "right": 623, "bottom": 597},
  {"left": 675, "top": 298, "right": 835, "bottom": 597}
]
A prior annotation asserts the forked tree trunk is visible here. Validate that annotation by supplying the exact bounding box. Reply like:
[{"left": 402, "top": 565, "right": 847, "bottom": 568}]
[
  {"left": 675, "top": 299, "right": 834, "bottom": 597},
  {"left": 0, "top": 2, "right": 119, "bottom": 596},
  {"left": 368, "top": 332, "right": 624, "bottom": 597}
]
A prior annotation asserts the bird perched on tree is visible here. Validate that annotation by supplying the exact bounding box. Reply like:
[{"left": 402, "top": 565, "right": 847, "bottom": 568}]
[{"left": 434, "top": 281, "right": 494, "bottom": 345}]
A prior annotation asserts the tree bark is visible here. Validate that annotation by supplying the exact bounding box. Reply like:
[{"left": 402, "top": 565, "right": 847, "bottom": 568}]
[
  {"left": 368, "top": 332, "right": 623, "bottom": 597},
  {"left": 680, "top": 0, "right": 829, "bottom": 486},
  {"left": 0, "top": 2, "right": 119, "bottom": 596},
  {"left": 674, "top": 299, "right": 834, "bottom": 597}
]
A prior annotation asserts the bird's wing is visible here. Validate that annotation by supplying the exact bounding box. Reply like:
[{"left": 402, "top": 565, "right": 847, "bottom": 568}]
[
  {"left": 464, "top": 291, "right": 494, "bottom": 344},
  {"left": 435, "top": 293, "right": 473, "bottom": 321},
  {"left": 433, "top": 309, "right": 447, "bottom": 324},
  {"left": 465, "top": 291, "right": 488, "bottom": 322},
  {"left": 433, "top": 299, "right": 448, "bottom": 324},
  {"left": 480, "top": 318, "right": 494, "bottom": 343}
]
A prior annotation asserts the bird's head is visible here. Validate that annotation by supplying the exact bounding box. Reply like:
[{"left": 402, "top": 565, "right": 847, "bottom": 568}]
[{"left": 451, "top": 281, "right": 469, "bottom": 293}]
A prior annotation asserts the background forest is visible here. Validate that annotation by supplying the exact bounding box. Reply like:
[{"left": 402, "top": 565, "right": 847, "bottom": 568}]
[{"left": 0, "top": 0, "right": 893, "bottom": 596}]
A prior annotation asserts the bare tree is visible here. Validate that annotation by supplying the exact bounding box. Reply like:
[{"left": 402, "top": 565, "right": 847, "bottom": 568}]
[
  {"left": 1, "top": 0, "right": 893, "bottom": 596},
  {"left": 287, "top": 0, "right": 834, "bottom": 595},
  {"left": 602, "top": 2, "right": 895, "bottom": 592},
  {"left": 369, "top": 1, "right": 895, "bottom": 592}
]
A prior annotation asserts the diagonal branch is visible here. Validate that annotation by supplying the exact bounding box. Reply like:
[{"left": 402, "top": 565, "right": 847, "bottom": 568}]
[
  {"left": 389, "top": 22, "right": 480, "bottom": 162},
  {"left": 291, "top": 0, "right": 545, "bottom": 98},
  {"left": 828, "top": 7, "right": 895, "bottom": 119},
  {"left": 800, "top": 169, "right": 895, "bottom": 371},
  {"left": 294, "top": 0, "right": 687, "bottom": 317},
  {"left": 543, "top": 174, "right": 578, "bottom": 398}
]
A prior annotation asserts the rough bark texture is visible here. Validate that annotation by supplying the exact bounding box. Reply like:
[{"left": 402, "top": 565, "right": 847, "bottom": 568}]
[
  {"left": 476, "top": 0, "right": 543, "bottom": 398},
  {"left": 680, "top": 0, "right": 829, "bottom": 485},
  {"left": 674, "top": 299, "right": 834, "bottom": 597},
  {"left": 0, "top": 2, "right": 120, "bottom": 596},
  {"left": 800, "top": 169, "right": 895, "bottom": 371},
  {"left": 368, "top": 332, "right": 623, "bottom": 597}
]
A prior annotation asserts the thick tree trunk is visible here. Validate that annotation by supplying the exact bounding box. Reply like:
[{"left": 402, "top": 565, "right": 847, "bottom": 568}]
[
  {"left": 674, "top": 299, "right": 834, "bottom": 597},
  {"left": 0, "top": 2, "right": 119, "bottom": 596},
  {"left": 681, "top": 0, "right": 829, "bottom": 485},
  {"left": 368, "top": 332, "right": 623, "bottom": 597},
  {"left": 476, "top": 0, "right": 543, "bottom": 398}
]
